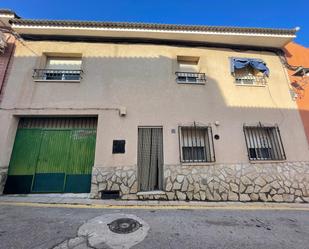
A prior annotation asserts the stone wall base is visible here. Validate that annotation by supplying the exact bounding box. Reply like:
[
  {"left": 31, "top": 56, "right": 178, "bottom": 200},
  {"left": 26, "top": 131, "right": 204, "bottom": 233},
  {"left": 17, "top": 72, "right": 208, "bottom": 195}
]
[
  {"left": 0, "top": 168, "right": 8, "bottom": 195},
  {"left": 90, "top": 162, "right": 309, "bottom": 203}
]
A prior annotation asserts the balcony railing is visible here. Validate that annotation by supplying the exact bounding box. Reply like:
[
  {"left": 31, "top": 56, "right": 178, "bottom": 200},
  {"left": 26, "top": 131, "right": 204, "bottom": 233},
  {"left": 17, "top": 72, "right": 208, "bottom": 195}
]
[
  {"left": 33, "top": 69, "right": 83, "bottom": 81},
  {"left": 235, "top": 73, "right": 267, "bottom": 86},
  {"left": 176, "top": 72, "right": 206, "bottom": 84}
]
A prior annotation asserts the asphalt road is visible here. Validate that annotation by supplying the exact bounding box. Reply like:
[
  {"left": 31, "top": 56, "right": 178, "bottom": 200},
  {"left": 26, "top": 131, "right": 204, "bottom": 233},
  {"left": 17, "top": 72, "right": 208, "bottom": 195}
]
[{"left": 0, "top": 204, "right": 309, "bottom": 249}]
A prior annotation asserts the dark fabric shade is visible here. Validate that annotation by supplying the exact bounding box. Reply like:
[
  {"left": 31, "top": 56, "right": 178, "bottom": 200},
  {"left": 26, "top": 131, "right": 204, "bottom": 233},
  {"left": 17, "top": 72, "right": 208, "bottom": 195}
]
[{"left": 231, "top": 58, "right": 270, "bottom": 76}]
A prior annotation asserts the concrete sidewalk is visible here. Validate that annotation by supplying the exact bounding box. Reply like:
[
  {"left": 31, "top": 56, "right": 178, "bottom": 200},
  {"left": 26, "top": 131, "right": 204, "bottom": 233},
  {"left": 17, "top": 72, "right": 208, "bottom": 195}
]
[{"left": 1, "top": 194, "right": 309, "bottom": 210}]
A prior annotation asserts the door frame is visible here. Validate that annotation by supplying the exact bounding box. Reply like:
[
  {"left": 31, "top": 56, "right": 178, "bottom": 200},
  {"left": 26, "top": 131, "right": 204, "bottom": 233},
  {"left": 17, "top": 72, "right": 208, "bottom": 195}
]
[{"left": 137, "top": 126, "right": 164, "bottom": 192}]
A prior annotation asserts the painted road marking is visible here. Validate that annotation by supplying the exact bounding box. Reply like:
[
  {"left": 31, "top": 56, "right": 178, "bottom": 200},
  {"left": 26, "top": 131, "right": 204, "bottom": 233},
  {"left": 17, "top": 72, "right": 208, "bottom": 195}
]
[{"left": 0, "top": 201, "right": 309, "bottom": 211}]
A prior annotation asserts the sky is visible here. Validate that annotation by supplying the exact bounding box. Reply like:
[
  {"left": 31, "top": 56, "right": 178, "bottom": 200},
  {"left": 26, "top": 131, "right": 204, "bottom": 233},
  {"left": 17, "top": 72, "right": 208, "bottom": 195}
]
[{"left": 1, "top": 0, "right": 309, "bottom": 47}]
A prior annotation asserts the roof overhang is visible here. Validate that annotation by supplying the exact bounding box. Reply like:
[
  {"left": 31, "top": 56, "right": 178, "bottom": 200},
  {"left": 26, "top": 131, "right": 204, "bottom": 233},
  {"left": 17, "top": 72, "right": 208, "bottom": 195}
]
[
  {"left": 0, "top": 9, "right": 19, "bottom": 27},
  {"left": 10, "top": 19, "right": 298, "bottom": 48}
]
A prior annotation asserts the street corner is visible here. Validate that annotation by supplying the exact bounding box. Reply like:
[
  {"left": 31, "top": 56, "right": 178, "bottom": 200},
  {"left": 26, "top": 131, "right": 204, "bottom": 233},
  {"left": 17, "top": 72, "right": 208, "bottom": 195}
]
[{"left": 53, "top": 213, "right": 150, "bottom": 249}]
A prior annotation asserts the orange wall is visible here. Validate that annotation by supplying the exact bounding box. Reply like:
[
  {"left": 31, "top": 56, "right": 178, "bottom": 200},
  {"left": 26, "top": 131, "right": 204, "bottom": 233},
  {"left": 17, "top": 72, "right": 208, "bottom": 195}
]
[{"left": 284, "top": 42, "right": 309, "bottom": 144}]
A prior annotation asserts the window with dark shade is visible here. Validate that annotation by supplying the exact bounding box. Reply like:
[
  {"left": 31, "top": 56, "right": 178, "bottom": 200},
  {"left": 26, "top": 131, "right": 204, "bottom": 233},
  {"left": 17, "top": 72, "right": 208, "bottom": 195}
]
[
  {"left": 243, "top": 124, "right": 286, "bottom": 161},
  {"left": 112, "top": 140, "right": 126, "bottom": 154}
]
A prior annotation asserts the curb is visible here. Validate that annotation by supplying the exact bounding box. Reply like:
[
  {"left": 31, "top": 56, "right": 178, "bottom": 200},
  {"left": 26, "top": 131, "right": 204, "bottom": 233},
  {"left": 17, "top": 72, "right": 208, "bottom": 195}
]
[{"left": 1, "top": 200, "right": 309, "bottom": 211}]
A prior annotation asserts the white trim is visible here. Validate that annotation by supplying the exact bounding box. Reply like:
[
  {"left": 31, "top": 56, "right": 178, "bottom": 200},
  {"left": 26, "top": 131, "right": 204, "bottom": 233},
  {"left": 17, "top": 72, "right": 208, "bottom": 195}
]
[
  {"left": 0, "top": 14, "right": 15, "bottom": 18},
  {"left": 12, "top": 24, "right": 296, "bottom": 38},
  {"left": 34, "top": 79, "right": 80, "bottom": 83},
  {"left": 136, "top": 191, "right": 165, "bottom": 196}
]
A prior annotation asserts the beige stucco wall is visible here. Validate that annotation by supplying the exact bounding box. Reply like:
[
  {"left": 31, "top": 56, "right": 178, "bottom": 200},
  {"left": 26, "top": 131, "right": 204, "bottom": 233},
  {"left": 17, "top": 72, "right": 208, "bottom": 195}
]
[{"left": 1, "top": 40, "right": 309, "bottom": 173}]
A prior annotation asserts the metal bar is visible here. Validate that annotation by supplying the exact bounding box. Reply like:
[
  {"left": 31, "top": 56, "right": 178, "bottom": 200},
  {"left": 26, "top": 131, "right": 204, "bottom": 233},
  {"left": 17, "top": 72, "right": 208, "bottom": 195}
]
[
  {"left": 256, "top": 126, "right": 265, "bottom": 160},
  {"left": 194, "top": 124, "right": 198, "bottom": 162},
  {"left": 269, "top": 127, "right": 280, "bottom": 160},
  {"left": 276, "top": 126, "right": 286, "bottom": 160},
  {"left": 190, "top": 127, "right": 194, "bottom": 162},
  {"left": 243, "top": 125, "right": 251, "bottom": 160},
  {"left": 209, "top": 127, "right": 215, "bottom": 162}
]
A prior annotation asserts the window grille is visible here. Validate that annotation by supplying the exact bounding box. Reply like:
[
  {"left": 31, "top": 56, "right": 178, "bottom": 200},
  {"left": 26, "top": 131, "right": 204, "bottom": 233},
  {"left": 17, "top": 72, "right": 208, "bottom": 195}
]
[
  {"left": 179, "top": 125, "right": 215, "bottom": 163},
  {"left": 243, "top": 124, "right": 286, "bottom": 161},
  {"left": 234, "top": 66, "right": 267, "bottom": 86},
  {"left": 175, "top": 72, "right": 206, "bottom": 84},
  {"left": 33, "top": 57, "right": 82, "bottom": 81}
]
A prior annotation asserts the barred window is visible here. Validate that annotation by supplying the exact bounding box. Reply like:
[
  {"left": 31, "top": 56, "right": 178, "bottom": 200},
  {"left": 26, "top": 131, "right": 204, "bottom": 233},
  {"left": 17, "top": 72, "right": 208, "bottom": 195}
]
[
  {"left": 179, "top": 126, "right": 215, "bottom": 163},
  {"left": 243, "top": 124, "right": 286, "bottom": 161}
]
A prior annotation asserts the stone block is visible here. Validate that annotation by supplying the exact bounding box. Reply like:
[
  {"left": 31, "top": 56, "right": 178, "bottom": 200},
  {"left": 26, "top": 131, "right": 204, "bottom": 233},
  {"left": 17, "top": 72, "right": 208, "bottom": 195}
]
[
  {"left": 228, "top": 192, "right": 238, "bottom": 201},
  {"left": 245, "top": 185, "right": 254, "bottom": 194},
  {"left": 255, "top": 178, "right": 267, "bottom": 187},
  {"left": 213, "top": 191, "right": 221, "bottom": 201},
  {"left": 181, "top": 179, "right": 189, "bottom": 191},
  {"left": 193, "top": 193, "right": 201, "bottom": 200},
  {"left": 230, "top": 183, "right": 238, "bottom": 193},
  {"left": 176, "top": 175, "right": 185, "bottom": 183},
  {"left": 187, "top": 192, "right": 193, "bottom": 200},
  {"left": 166, "top": 182, "right": 173, "bottom": 192},
  {"left": 260, "top": 184, "right": 271, "bottom": 193},
  {"left": 259, "top": 193, "right": 268, "bottom": 202},
  {"left": 173, "top": 182, "right": 182, "bottom": 190},
  {"left": 239, "top": 183, "right": 246, "bottom": 193},
  {"left": 120, "top": 184, "right": 130, "bottom": 195},
  {"left": 239, "top": 194, "right": 251, "bottom": 202},
  {"left": 272, "top": 194, "right": 283, "bottom": 202},
  {"left": 250, "top": 193, "right": 259, "bottom": 201},
  {"left": 271, "top": 181, "right": 281, "bottom": 189},
  {"left": 283, "top": 194, "right": 294, "bottom": 203},
  {"left": 176, "top": 191, "right": 187, "bottom": 201},
  {"left": 200, "top": 191, "right": 206, "bottom": 200}
]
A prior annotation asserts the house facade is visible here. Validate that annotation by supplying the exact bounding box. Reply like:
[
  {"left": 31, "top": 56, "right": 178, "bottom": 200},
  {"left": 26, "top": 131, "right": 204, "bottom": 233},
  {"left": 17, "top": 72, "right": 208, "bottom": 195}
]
[{"left": 0, "top": 12, "right": 309, "bottom": 202}]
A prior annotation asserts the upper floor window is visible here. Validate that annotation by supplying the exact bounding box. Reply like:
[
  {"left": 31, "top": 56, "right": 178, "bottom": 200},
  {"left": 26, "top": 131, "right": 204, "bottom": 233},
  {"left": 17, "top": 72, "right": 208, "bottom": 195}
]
[
  {"left": 176, "top": 56, "right": 206, "bottom": 84},
  {"left": 231, "top": 58, "right": 269, "bottom": 86},
  {"left": 243, "top": 124, "right": 286, "bottom": 161},
  {"left": 179, "top": 125, "right": 215, "bottom": 163},
  {"left": 33, "top": 57, "right": 83, "bottom": 82}
]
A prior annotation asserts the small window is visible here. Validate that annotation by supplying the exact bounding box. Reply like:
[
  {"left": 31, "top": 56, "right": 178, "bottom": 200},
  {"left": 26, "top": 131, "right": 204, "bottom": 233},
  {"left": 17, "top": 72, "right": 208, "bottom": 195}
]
[
  {"left": 33, "top": 57, "right": 82, "bottom": 81},
  {"left": 112, "top": 140, "right": 126, "bottom": 154},
  {"left": 243, "top": 124, "right": 286, "bottom": 161},
  {"left": 179, "top": 125, "right": 215, "bottom": 163},
  {"left": 176, "top": 56, "right": 206, "bottom": 84},
  {"left": 231, "top": 58, "right": 269, "bottom": 86}
]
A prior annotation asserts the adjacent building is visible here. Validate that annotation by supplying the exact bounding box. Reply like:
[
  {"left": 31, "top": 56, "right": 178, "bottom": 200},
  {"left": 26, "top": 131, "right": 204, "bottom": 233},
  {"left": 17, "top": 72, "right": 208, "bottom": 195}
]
[
  {"left": 0, "top": 11, "right": 309, "bottom": 202},
  {"left": 0, "top": 9, "right": 18, "bottom": 193},
  {"left": 284, "top": 42, "right": 309, "bottom": 146}
]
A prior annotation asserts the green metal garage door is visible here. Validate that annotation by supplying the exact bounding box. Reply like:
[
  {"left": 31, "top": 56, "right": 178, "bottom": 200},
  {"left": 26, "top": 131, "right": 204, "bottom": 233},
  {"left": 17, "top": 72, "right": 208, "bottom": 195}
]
[{"left": 4, "top": 117, "right": 97, "bottom": 194}]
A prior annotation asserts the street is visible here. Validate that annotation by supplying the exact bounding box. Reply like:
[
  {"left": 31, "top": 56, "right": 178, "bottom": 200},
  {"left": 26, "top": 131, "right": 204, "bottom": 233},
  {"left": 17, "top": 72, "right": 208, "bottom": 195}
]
[{"left": 0, "top": 204, "right": 309, "bottom": 249}]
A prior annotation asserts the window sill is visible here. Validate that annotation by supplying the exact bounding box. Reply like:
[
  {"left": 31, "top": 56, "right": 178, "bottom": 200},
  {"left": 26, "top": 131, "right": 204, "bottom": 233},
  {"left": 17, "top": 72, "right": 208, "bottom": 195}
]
[
  {"left": 180, "top": 162, "right": 215, "bottom": 166},
  {"left": 234, "top": 83, "right": 266, "bottom": 87},
  {"left": 34, "top": 79, "right": 81, "bottom": 83},
  {"left": 136, "top": 190, "right": 165, "bottom": 196},
  {"left": 249, "top": 160, "right": 286, "bottom": 164},
  {"left": 177, "top": 81, "right": 206, "bottom": 85}
]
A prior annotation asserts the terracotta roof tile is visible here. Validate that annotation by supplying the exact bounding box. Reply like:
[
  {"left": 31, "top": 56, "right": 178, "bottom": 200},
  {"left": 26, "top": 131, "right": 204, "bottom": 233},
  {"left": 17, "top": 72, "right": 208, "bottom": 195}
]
[{"left": 10, "top": 19, "right": 297, "bottom": 36}]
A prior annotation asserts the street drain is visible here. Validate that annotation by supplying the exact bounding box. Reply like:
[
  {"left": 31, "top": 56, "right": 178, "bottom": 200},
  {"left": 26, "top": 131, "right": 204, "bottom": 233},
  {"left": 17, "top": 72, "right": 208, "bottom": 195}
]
[{"left": 108, "top": 218, "right": 142, "bottom": 234}]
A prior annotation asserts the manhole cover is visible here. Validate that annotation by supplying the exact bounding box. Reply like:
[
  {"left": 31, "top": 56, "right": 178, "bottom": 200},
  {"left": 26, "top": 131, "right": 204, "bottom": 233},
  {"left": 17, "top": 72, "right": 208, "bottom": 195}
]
[{"left": 108, "top": 218, "right": 142, "bottom": 234}]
